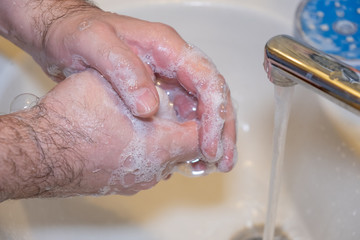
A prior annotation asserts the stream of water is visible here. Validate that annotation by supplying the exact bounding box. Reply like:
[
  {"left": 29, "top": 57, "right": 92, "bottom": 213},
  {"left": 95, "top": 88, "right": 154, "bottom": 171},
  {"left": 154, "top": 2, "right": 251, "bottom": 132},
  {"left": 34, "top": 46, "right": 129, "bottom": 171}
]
[{"left": 262, "top": 85, "right": 294, "bottom": 240}]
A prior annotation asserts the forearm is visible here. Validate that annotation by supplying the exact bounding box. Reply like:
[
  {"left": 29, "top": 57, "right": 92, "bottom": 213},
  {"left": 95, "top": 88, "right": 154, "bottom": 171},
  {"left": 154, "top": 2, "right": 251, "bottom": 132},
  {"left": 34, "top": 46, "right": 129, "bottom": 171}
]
[
  {"left": 0, "top": 105, "right": 86, "bottom": 202},
  {"left": 0, "top": 0, "right": 96, "bottom": 56}
]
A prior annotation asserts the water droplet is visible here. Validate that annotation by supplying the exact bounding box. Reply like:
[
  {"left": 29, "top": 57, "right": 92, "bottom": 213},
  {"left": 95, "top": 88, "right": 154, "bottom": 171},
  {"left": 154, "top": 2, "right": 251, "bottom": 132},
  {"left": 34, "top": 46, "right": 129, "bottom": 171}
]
[
  {"left": 176, "top": 158, "right": 217, "bottom": 177},
  {"left": 316, "top": 11, "right": 324, "bottom": 18},
  {"left": 333, "top": 20, "right": 358, "bottom": 35},
  {"left": 346, "top": 36, "right": 355, "bottom": 43},
  {"left": 320, "top": 24, "right": 329, "bottom": 31},
  {"left": 335, "top": 10, "right": 345, "bottom": 18}
]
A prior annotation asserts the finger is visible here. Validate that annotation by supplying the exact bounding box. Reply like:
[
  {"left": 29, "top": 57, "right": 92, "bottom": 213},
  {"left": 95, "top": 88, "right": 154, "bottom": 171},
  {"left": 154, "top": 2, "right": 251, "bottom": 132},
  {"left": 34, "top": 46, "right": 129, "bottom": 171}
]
[
  {"left": 155, "top": 120, "right": 200, "bottom": 163},
  {"left": 69, "top": 24, "right": 159, "bottom": 118},
  {"left": 123, "top": 22, "right": 233, "bottom": 162},
  {"left": 146, "top": 42, "right": 228, "bottom": 161},
  {"left": 216, "top": 95, "right": 237, "bottom": 172},
  {"left": 175, "top": 46, "right": 229, "bottom": 162}
]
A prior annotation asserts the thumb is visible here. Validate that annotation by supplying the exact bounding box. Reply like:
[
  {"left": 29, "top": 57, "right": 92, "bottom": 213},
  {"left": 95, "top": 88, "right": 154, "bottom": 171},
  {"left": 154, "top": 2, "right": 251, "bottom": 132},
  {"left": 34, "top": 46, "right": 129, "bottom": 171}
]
[
  {"left": 72, "top": 29, "right": 159, "bottom": 117},
  {"left": 156, "top": 120, "right": 200, "bottom": 163}
]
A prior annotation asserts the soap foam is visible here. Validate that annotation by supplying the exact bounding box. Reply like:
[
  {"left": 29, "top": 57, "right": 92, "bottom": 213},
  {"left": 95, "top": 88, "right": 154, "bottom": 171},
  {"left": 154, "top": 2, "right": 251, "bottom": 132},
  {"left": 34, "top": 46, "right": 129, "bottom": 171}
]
[
  {"left": 107, "top": 42, "right": 236, "bottom": 180},
  {"left": 106, "top": 86, "right": 185, "bottom": 190},
  {"left": 46, "top": 54, "right": 89, "bottom": 82},
  {"left": 178, "top": 45, "right": 227, "bottom": 162},
  {"left": 139, "top": 43, "right": 231, "bottom": 163},
  {"left": 104, "top": 50, "right": 141, "bottom": 114}
]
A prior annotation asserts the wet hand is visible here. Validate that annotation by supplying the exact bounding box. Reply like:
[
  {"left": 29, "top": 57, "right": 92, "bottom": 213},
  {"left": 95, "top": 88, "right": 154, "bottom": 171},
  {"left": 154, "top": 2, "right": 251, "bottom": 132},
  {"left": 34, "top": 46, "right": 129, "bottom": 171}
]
[
  {"left": 37, "top": 5, "right": 236, "bottom": 172},
  {"left": 35, "top": 69, "right": 200, "bottom": 196}
]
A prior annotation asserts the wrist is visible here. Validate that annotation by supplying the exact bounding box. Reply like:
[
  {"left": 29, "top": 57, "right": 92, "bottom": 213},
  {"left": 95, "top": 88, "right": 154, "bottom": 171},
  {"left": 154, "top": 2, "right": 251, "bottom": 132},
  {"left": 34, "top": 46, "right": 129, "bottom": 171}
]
[
  {"left": 0, "top": 104, "right": 87, "bottom": 201},
  {"left": 0, "top": 108, "right": 46, "bottom": 201}
]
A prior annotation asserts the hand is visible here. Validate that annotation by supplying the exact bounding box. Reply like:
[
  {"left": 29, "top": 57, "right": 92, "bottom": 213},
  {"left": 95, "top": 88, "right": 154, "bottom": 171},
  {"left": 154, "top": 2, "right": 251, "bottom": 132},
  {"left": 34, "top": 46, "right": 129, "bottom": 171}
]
[
  {"left": 0, "top": 0, "right": 236, "bottom": 172},
  {"left": 38, "top": 5, "right": 236, "bottom": 172},
  {"left": 0, "top": 69, "right": 200, "bottom": 199}
]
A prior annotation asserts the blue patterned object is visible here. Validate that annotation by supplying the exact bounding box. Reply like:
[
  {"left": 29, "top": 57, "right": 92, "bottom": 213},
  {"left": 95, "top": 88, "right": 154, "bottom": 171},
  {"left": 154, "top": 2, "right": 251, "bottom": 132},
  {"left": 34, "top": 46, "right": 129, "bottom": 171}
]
[{"left": 295, "top": 0, "right": 360, "bottom": 69}]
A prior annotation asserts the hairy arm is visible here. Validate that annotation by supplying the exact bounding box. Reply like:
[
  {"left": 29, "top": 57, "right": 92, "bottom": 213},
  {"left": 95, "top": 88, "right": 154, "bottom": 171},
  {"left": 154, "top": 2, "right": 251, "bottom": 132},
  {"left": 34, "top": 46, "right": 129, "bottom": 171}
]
[
  {"left": 0, "top": 70, "right": 200, "bottom": 201},
  {"left": 0, "top": 104, "right": 87, "bottom": 202},
  {"left": 0, "top": 0, "right": 96, "bottom": 57}
]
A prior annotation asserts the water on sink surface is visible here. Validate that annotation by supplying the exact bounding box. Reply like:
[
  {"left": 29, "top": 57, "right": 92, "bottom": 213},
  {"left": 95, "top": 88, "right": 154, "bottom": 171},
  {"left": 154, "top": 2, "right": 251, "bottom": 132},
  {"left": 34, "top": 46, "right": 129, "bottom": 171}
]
[{"left": 232, "top": 224, "right": 289, "bottom": 240}]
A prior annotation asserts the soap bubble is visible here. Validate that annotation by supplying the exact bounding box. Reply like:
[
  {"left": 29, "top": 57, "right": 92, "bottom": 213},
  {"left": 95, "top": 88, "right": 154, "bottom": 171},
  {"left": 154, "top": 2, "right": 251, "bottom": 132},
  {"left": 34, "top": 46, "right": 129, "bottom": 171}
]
[{"left": 10, "top": 93, "right": 39, "bottom": 113}]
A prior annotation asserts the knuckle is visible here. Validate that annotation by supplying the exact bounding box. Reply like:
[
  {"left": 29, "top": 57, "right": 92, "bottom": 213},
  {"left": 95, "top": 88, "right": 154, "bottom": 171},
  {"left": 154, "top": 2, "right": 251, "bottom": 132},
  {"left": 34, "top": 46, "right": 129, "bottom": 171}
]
[
  {"left": 151, "top": 22, "right": 179, "bottom": 37},
  {"left": 71, "top": 19, "right": 113, "bottom": 43}
]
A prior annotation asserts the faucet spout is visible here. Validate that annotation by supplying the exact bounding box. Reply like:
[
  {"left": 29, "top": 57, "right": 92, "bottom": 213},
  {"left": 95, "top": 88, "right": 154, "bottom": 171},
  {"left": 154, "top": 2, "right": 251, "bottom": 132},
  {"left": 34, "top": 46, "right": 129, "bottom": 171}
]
[{"left": 264, "top": 35, "right": 360, "bottom": 114}]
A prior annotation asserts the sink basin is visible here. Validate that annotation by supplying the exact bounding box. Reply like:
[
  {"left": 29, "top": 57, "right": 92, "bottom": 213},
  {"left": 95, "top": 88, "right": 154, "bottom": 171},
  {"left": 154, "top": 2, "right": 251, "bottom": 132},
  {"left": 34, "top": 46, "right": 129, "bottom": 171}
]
[{"left": 2, "top": 0, "right": 360, "bottom": 239}]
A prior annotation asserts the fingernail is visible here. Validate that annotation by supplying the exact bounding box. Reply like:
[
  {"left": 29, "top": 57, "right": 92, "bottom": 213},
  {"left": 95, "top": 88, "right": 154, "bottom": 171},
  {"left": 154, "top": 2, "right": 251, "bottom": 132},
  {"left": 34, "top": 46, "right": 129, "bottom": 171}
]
[
  {"left": 133, "top": 88, "right": 158, "bottom": 116},
  {"left": 202, "top": 138, "right": 223, "bottom": 163}
]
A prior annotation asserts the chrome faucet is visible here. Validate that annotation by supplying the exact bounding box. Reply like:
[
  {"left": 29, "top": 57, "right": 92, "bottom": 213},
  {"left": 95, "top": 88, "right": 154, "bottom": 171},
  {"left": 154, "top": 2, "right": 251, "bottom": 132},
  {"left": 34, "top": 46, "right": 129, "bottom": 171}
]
[{"left": 264, "top": 35, "right": 360, "bottom": 115}]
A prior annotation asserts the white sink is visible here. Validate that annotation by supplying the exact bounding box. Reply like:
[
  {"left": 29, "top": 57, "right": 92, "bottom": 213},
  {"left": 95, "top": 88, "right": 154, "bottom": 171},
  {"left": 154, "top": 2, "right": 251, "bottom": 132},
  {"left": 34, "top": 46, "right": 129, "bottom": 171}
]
[{"left": 2, "top": 0, "right": 360, "bottom": 239}]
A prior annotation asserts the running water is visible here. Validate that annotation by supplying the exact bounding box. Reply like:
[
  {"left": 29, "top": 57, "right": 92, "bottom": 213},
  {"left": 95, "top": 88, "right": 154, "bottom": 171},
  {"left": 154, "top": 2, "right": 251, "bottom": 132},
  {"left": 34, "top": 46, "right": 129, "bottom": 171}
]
[{"left": 263, "top": 85, "right": 294, "bottom": 240}]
